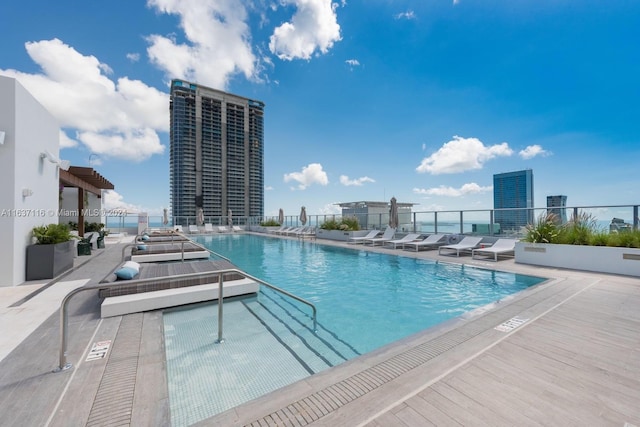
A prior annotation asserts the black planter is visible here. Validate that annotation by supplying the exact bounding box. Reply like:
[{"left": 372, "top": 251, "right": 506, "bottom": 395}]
[{"left": 26, "top": 240, "right": 75, "bottom": 280}]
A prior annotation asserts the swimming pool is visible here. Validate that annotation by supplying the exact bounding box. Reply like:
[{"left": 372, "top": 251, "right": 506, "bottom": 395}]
[{"left": 164, "top": 234, "right": 545, "bottom": 425}]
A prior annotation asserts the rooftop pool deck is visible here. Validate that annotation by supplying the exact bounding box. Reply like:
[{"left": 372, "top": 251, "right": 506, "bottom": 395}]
[{"left": 0, "top": 232, "right": 638, "bottom": 426}]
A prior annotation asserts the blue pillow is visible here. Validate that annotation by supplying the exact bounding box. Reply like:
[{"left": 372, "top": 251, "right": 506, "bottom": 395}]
[
  {"left": 137, "top": 244, "right": 147, "bottom": 250},
  {"left": 141, "top": 234, "right": 150, "bottom": 241},
  {"left": 115, "top": 267, "right": 138, "bottom": 280}
]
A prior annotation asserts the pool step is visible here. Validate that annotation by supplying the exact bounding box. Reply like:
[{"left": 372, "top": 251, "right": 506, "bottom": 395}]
[{"left": 243, "top": 290, "right": 360, "bottom": 374}]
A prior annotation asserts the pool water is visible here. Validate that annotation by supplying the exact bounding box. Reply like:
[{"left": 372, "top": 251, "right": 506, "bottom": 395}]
[{"left": 164, "top": 234, "right": 545, "bottom": 425}]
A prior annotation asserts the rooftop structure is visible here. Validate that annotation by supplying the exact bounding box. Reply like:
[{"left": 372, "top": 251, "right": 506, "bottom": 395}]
[
  {"left": 546, "top": 194, "right": 568, "bottom": 224},
  {"left": 337, "top": 200, "right": 415, "bottom": 230},
  {"left": 169, "top": 80, "right": 265, "bottom": 226}
]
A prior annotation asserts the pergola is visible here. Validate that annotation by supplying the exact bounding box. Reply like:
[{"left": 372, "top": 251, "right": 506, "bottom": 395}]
[{"left": 59, "top": 166, "right": 114, "bottom": 236}]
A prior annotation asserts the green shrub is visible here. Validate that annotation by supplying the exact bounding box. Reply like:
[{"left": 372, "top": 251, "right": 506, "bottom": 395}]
[
  {"left": 32, "top": 224, "right": 74, "bottom": 244},
  {"left": 260, "top": 219, "right": 281, "bottom": 227},
  {"left": 320, "top": 216, "right": 360, "bottom": 231},
  {"left": 523, "top": 213, "right": 559, "bottom": 243},
  {"left": 556, "top": 212, "right": 599, "bottom": 245}
]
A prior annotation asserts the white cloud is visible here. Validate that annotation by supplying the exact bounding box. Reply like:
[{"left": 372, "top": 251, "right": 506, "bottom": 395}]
[
  {"left": 269, "top": 0, "right": 342, "bottom": 60},
  {"left": 59, "top": 130, "right": 78, "bottom": 149},
  {"left": 413, "top": 182, "right": 493, "bottom": 197},
  {"left": 284, "top": 163, "right": 329, "bottom": 189},
  {"left": 265, "top": 185, "right": 274, "bottom": 191},
  {"left": 345, "top": 59, "right": 360, "bottom": 67},
  {"left": 102, "top": 190, "right": 142, "bottom": 212},
  {"left": 0, "top": 39, "right": 166, "bottom": 161},
  {"left": 146, "top": 0, "right": 258, "bottom": 89},
  {"left": 416, "top": 135, "right": 513, "bottom": 174},
  {"left": 519, "top": 144, "right": 551, "bottom": 159},
  {"left": 126, "top": 53, "right": 140, "bottom": 62},
  {"left": 395, "top": 10, "right": 416, "bottom": 20},
  {"left": 339, "top": 175, "right": 375, "bottom": 186},
  {"left": 318, "top": 202, "right": 341, "bottom": 215}
]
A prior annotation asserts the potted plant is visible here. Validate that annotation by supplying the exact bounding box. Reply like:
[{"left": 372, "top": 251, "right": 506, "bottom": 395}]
[
  {"left": 515, "top": 212, "right": 640, "bottom": 277},
  {"left": 26, "top": 223, "right": 76, "bottom": 280},
  {"left": 316, "top": 217, "right": 364, "bottom": 241}
]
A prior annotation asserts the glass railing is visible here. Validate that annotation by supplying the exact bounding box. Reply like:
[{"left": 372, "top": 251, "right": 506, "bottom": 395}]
[{"left": 104, "top": 205, "right": 639, "bottom": 237}]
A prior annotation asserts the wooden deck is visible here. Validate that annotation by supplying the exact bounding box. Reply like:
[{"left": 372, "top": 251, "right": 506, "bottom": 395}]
[{"left": 0, "top": 234, "right": 638, "bottom": 427}]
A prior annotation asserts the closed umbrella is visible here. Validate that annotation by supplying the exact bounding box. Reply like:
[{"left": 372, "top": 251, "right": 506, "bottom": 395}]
[
  {"left": 300, "top": 206, "right": 307, "bottom": 226},
  {"left": 389, "top": 197, "right": 399, "bottom": 229},
  {"left": 228, "top": 209, "right": 233, "bottom": 227},
  {"left": 196, "top": 207, "right": 204, "bottom": 226},
  {"left": 163, "top": 208, "right": 169, "bottom": 226},
  {"left": 278, "top": 208, "right": 284, "bottom": 225}
]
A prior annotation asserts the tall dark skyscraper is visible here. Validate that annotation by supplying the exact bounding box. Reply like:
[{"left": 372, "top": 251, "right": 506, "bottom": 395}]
[
  {"left": 547, "top": 195, "right": 568, "bottom": 224},
  {"left": 169, "top": 80, "right": 264, "bottom": 224},
  {"left": 493, "top": 169, "right": 534, "bottom": 232}
]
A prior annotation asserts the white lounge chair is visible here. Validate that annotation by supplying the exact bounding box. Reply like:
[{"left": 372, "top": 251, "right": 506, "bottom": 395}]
[
  {"left": 471, "top": 239, "right": 517, "bottom": 261},
  {"left": 232, "top": 226, "right": 243, "bottom": 232},
  {"left": 217, "top": 226, "right": 230, "bottom": 233},
  {"left": 347, "top": 230, "right": 380, "bottom": 244},
  {"left": 188, "top": 225, "right": 199, "bottom": 234},
  {"left": 364, "top": 227, "right": 396, "bottom": 246},
  {"left": 438, "top": 236, "right": 483, "bottom": 257},
  {"left": 204, "top": 223, "right": 215, "bottom": 233},
  {"left": 383, "top": 233, "right": 422, "bottom": 249},
  {"left": 174, "top": 225, "right": 183, "bottom": 233},
  {"left": 403, "top": 234, "right": 448, "bottom": 252}
]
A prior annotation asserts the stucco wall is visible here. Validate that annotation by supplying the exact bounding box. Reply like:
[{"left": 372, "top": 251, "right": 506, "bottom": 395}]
[{"left": 0, "top": 76, "right": 60, "bottom": 286}]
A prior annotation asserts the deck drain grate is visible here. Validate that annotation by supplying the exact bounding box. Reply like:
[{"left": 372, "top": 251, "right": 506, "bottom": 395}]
[
  {"left": 245, "top": 281, "right": 580, "bottom": 426},
  {"left": 85, "top": 313, "right": 143, "bottom": 427}
]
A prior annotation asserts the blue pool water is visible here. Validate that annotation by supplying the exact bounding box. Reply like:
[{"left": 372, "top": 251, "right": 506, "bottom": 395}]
[{"left": 164, "top": 234, "right": 546, "bottom": 425}]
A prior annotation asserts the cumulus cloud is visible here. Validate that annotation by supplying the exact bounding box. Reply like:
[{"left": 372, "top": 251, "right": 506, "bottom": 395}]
[
  {"left": 102, "top": 190, "right": 142, "bottom": 212},
  {"left": 59, "top": 130, "right": 78, "bottom": 149},
  {"left": 269, "top": 0, "right": 342, "bottom": 60},
  {"left": 146, "top": 0, "right": 258, "bottom": 89},
  {"left": 345, "top": 59, "right": 360, "bottom": 70},
  {"left": 519, "top": 144, "right": 550, "bottom": 159},
  {"left": 416, "top": 135, "right": 513, "bottom": 174},
  {"left": 318, "top": 202, "right": 341, "bottom": 215},
  {"left": 413, "top": 182, "right": 493, "bottom": 197},
  {"left": 339, "top": 175, "right": 375, "bottom": 186},
  {"left": 395, "top": 10, "right": 416, "bottom": 20},
  {"left": 284, "top": 163, "right": 329, "bottom": 190},
  {"left": 126, "top": 53, "right": 140, "bottom": 62},
  {"left": 0, "top": 39, "right": 166, "bottom": 161}
]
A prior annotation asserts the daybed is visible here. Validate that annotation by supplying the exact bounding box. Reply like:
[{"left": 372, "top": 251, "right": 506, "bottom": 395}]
[{"left": 129, "top": 241, "right": 210, "bottom": 263}]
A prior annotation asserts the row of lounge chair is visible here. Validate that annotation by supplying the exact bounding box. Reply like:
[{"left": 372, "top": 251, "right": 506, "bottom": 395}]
[
  {"left": 186, "top": 224, "right": 244, "bottom": 234},
  {"left": 347, "top": 227, "right": 516, "bottom": 261},
  {"left": 269, "top": 226, "right": 316, "bottom": 238}
]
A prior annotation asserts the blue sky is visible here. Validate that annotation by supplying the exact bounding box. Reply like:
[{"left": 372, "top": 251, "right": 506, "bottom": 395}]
[{"left": 1, "top": 0, "right": 639, "bottom": 219}]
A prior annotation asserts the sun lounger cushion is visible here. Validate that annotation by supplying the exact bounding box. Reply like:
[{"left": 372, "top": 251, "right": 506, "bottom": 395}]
[
  {"left": 115, "top": 266, "right": 139, "bottom": 280},
  {"left": 137, "top": 244, "right": 148, "bottom": 250},
  {"left": 122, "top": 261, "right": 140, "bottom": 273}
]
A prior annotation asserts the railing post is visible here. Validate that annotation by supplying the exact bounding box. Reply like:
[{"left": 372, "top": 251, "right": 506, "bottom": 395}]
[
  {"left": 434, "top": 211, "right": 438, "bottom": 234},
  {"left": 459, "top": 211, "right": 464, "bottom": 234},
  {"left": 216, "top": 272, "right": 225, "bottom": 343},
  {"left": 634, "top": 206, "right": 639, "bottom": 231}
]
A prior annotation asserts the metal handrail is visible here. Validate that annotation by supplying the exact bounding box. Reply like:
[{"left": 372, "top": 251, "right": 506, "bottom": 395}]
[{"left": 54, "top": 268, "right": 317, "bottom": 372}]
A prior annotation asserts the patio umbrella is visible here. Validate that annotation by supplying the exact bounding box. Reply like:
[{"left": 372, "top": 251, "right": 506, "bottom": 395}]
[
  {"left": 228, "top": 209, "right": 233, "bottom": 227},
  {"left": 162, "top": 208, "right": 169, "bottom": 226},
  {"left": 278, "top": 208, "right": 284, "bottom": 225},
  {"left": 389, "top": 197, "right": 399, "bottom": 229},
  {"left": 299, "top": 206, "right": 307, "bottom": 226},
  {"left": 196, "top": 207, "right": 204, "bottom": 226}
]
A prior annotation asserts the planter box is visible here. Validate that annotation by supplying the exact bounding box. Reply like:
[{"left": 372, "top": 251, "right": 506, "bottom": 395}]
[
  {"left": 316, "top": 229, "right": 369, "bottom": 241},
  {"left": 26, "top": 240, "right": 75, "bottom": 280},
  {"left": 515, "top": 242, "right": 640, "bottom": 277}
]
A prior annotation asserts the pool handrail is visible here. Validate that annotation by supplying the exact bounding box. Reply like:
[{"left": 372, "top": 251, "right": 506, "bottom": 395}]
[{"left": 54, "top": 268, "right": 317, "bottom": 372}]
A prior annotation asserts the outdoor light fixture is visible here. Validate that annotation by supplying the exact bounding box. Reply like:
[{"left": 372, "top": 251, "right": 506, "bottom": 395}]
[
  {"left": 22, "top": 188, "right": 33, "bottom": 197},
  {"left": 40, "top": 149, "right": 71, "bottom": 171}
]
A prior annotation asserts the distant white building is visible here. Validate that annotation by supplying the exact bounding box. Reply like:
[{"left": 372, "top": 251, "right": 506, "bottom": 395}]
[{"left": 337, "top": 200, "right": 414, "bottom": 230}]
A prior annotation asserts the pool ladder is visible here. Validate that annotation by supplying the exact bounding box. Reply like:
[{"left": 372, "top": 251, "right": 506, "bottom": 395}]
[{"left": 54, "top": 269, "right": 317, "bottom": 372}]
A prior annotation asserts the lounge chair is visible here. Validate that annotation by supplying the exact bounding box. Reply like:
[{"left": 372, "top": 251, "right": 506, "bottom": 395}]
[
  {"left": 364, "top": 227, "right": 397, "bottom": 246},
  {"left": 188, "top": 225, "right": 199, "bottom": 234},
  {"left": 402, "top": 234, "right": 448, "bottom": 252},
  {"left": 232, "top": 226, "right": 243, "bottom": 232},
  {"left": 383, "top": 233, "right": 422, "bottom": 249},
  {"left": 129, "top": 241, "right": 210, "bottom": 263},
  {"left": 99, "top": 259, "right": 260, "bottom": 318},
  {"left": 174, "top": 225, "right": 183, "bottom": 233},
  {"left": 204, "top": 223, "right": 215, "bottom": 233},
  {"left": 438, "top": 236, "right": 484, "bottom": 257},
  {"left": 347, "top": 230, "right": 381, "bottom": 245},
  {"left": 217, "top": 226, "right": 230, "bottom": 233},
  {"left": 471, "top": 239, "right": 517, "bottom": 261},
  {"left": 275, "top": 226, "right": 294, "bottom": 235}
]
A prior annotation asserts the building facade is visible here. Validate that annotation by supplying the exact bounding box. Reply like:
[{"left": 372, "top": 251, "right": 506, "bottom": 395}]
[
  {"left": 170, "top": 80, "right": 264, "bottom": 225},
  {"left": 546, "top": 195, "right": 568, "bottom": 224},
  {"left": 493, "top": 169, "right": 534, "bottom": 232},
  {"left": 337, "top": 201, "right": 414, "bottom": 230}
]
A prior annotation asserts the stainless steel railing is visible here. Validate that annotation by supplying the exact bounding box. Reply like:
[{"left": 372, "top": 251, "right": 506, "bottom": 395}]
[{"left": 54, "top": 268, "right": 317, "bottom": 372}]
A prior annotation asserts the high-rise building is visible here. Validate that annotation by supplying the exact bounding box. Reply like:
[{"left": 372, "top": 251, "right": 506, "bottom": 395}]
[
  {"left": 547, "top": 195, "right": 567, "bottom": 224},
  {"left": 169, "top": 80, "right": 265, "bottom": 224},
  {"left": 493, "top": 169, "right": 534, "bottom": 232}
]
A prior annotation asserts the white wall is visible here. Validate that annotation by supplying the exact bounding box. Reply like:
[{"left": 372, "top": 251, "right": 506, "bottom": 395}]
[
  {"left": 59, "top": 188, "right": 105, "bottom": 230},
  {"left": 0, "top": 76, "right": 60, "bottom": 286}
]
